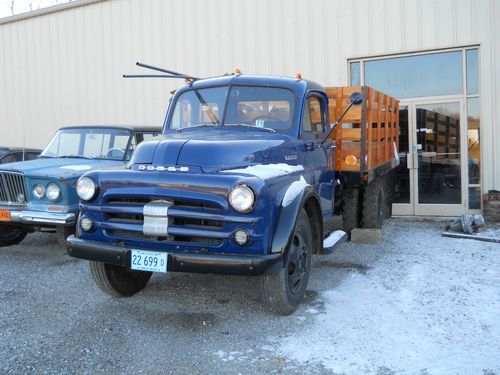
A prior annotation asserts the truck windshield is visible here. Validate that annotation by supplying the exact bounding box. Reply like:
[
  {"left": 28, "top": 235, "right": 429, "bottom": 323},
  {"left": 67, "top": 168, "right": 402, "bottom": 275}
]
[
  {"left": 169, "top": 86, "right": 295, "bottom": 132},
  {"left": 41, "top": 128, "right": 133, "bottom": 160}
]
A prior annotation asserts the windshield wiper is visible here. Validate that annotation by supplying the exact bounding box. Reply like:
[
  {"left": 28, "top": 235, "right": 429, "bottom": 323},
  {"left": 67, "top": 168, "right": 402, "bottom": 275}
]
[
  {"left": 176, "top": 124, "right": 217, "bottom": 132},
  {"left": 224, "top": 123, "right": 276, "bottom": 133},
  {"left": 59, "top": 155, "right": 94, "bottom": 160}
]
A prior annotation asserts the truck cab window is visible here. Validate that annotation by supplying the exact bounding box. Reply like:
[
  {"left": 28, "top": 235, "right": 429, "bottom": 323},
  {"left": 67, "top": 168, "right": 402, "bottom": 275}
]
[{"left": 302, "top": 96, "right": 325, "bottom": 140}]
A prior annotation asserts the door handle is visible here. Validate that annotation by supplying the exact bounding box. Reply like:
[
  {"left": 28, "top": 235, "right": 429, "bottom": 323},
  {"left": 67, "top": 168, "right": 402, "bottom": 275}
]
[
  {"left": 413, "top": 152, "right": 419, "bottom": 169},
  {"left": 406, "top": 153, "right": 413, "bottom": 169},
  {"left": 421, "top": 152, "right": 437, "bottom": 158}
]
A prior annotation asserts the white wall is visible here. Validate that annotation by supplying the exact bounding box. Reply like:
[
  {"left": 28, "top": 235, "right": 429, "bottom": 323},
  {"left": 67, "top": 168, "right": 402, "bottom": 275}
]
[{"left": 0, "top": 0, "right": 499, "bottom": 191}]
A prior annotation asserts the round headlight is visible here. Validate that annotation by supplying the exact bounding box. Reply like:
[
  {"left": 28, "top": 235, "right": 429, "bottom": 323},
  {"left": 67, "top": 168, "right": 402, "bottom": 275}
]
[
  {"left": 46, "top": 183, "right": 61, "bottom": 201},
  {"left": 33, "top": 184, "right": 46, "bottom": 199},
  {"left": 76, "top": 177, "right": 96, "bottom": 201},
  {"left": 234, "top": 230, "right": 250, "bottom": 246},
  {"left": 229, "top": 185, "right": 255, "bottom": 213},
  {"left": 80, "top": 216, "right": 93, "bottom": 232}
]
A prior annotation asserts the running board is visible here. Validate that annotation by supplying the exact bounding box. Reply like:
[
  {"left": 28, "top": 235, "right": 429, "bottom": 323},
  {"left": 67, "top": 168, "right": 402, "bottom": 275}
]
[{"left": 322, "top": 230, "right": 348, "bottom": 254}]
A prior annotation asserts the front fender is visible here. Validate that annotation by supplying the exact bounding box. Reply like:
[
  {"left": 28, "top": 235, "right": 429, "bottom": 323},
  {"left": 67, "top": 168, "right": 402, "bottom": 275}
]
[{"left": 270, "top": 184, "right": 320, "bottom": 256}]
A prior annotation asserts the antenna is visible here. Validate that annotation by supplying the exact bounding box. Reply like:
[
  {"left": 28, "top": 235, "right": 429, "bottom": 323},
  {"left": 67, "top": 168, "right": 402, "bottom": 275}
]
[{"left": 123, "top": 62, "right": 200, "bottom": 81}]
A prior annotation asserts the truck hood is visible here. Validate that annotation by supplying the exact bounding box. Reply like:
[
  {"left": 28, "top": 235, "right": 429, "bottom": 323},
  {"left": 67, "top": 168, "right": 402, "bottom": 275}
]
[
  {"left": 0, "top": 158, "right": 124, "bottom": 180},
  {"left": 131, "top": 131, "right": 300, "bottom": 172}
]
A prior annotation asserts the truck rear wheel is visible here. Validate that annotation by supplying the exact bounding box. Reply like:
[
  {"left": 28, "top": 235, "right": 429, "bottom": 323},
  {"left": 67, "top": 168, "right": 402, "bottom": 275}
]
[
  {"left": 90, "top": 261, "right": 152, "bottom": 297},
  {"left": 342, "top": 187, "right": 361, "bottom": 235},
  {"left": 260, "top": 209, "right": 312, "bottom": 315},
  {"left": 0, "top": 227, "right": 27, "bottom": 247},
  {"left": 361, "top": 180, "right": 384, "bottom": 229}
]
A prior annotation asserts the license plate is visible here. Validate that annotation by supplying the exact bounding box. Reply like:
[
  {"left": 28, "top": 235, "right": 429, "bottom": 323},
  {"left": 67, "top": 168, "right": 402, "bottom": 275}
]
[
  {"left": 0, "top": 210, "right": 11, "bottom": 222},
  {"left": 131, "top": 249, "right": 167, "bottom": 273}
]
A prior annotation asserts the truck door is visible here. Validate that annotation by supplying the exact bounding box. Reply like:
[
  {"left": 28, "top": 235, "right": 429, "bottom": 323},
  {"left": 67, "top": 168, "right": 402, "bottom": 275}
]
[{"left": 301, "top": 93, "right": 334, "bottom": 216}]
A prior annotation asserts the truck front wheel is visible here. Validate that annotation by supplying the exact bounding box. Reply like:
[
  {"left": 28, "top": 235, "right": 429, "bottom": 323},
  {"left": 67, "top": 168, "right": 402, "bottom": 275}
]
[
  {"left": 0, "top": 227, "right": 27, "bottom": 247},
  {"left": 90, "top": 261, "right": 152, "bottom": 297},
  {"left": 260, "top": 209, "right": 313, "bottom": 315}
]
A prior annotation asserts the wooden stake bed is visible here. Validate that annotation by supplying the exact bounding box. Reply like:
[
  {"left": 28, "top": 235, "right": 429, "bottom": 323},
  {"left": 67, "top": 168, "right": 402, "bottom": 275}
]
[{"left": 326, "top": 86, "right": 400, "bottom": 181}]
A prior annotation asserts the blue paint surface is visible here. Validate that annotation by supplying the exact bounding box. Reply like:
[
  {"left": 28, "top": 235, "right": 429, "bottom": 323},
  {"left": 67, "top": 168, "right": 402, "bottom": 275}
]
[{"left": 78, "top": 75, "right": 336, "bottom": 256}]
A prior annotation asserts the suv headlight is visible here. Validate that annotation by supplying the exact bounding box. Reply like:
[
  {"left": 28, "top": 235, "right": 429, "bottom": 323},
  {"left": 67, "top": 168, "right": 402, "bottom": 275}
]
[
  {"left": 229, "top": 185, "right": 255, "bottom": 213},
  {"left": 76, "top": 177, "right": 96, "bottom": 201},
  {"left": 46, "top": 183, "right": 62, "bottom": 201},
  {"left": 33, "top": 184, "right": 46, "bottom": 199}
]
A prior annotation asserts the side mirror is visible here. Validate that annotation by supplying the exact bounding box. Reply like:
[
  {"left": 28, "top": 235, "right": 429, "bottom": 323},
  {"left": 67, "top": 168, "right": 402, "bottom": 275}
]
[{"left": 349, "top": 92, "right": 364, "bottom": 105}]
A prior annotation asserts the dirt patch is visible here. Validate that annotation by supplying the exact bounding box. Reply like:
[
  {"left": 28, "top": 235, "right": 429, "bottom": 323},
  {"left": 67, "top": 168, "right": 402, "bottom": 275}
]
[{"left": 313, "top": 260, "right": 370, "bottom": 274}]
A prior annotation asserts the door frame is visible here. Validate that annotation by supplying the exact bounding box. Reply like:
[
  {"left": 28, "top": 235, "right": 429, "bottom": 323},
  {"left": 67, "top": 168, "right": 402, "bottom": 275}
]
[{"left": 392, "top": 96, "right": 467, "bottom": 216}]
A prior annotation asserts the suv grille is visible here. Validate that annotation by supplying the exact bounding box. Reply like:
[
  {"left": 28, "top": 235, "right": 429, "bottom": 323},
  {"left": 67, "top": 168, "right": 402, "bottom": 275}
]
[{"left": 0, "top": 172, "right": 28, "bottom": 206}]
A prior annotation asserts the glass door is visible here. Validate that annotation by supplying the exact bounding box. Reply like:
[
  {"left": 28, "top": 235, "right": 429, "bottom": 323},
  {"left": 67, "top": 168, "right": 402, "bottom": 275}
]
[
  {"left": 413, "top": 100, "right": 466, "bottom": 215},
  {"left": 392, "top": 100, "right": 467, "bottom": 216}
]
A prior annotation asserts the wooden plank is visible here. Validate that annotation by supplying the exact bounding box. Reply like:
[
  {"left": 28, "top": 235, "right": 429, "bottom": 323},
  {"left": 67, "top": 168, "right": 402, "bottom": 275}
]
[
  {"left": 384, "top": 95, "right": 390, "bottom": 162},
  {"left": 376, "top": 92, "right": 383, "bottom": 165},
  {"left": 366, "top": 87, "right": 373, "bottom": 170}
]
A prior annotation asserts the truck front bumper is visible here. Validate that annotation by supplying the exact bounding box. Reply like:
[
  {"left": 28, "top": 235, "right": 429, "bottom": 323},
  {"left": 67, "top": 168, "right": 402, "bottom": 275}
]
[
  {"left": 66, "top": 235, "right": 283, "bottom": 276},
  {"left": 2, "top": 209, "right": 76, "bottom": 226}
]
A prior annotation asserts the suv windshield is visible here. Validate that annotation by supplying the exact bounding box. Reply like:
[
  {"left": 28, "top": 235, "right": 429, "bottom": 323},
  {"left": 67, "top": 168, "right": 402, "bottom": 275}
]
[
  {"left": 41, "top": 128, "right": 133, "bottom": 160},
  {"left": 169, "top": 86, "right": 295, "bottom": 132}
]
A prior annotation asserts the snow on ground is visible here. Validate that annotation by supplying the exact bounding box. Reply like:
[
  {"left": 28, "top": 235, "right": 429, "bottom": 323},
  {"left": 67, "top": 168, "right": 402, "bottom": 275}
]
[
  {"left": 275, "top": 220, "right": 500, "bottom": 374},
  {"left": 282, "top": 176, "right": 309, "bottom": 206},
  {"left": 221, "top": 163, "right": 303, "bottom": 180}
]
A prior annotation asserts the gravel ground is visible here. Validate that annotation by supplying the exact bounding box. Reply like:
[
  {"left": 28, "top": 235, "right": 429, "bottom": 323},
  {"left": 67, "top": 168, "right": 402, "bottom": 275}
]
[{"left": 0, "top": 219, "right": 499, "bottom": 375}]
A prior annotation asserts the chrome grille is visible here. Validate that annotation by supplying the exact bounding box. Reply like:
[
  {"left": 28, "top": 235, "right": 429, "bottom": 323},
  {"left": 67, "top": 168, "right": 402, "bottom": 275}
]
[
  {"left": 103, "top": 197, "right": 224, "bottom": 245},
  {"left": 0, "top": 172, "right": 28, "bottom": 206}
]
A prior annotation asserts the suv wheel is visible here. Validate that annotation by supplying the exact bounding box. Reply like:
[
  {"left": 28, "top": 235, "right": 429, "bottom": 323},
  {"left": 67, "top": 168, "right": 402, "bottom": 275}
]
[
  {"left": 56, "top": 225, "right": 75, "bottom": 249},
  {"left": 0, "top": 227, "right": 27, "bottom": 247},
  {"left": 260, "top": 209, "right": 313, "bottom": 315},
  {"left": 90, "top": 261, "right": 152, "bottom": 297}
]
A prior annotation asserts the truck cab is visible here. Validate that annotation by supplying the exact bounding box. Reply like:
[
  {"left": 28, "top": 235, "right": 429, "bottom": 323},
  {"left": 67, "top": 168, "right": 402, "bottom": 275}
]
[{"left": 67, "top": 74, "right": 346, "bottom": 314}]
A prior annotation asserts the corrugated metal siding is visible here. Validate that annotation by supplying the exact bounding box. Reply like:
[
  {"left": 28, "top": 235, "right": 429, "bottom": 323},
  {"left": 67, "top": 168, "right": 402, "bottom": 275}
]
[{"left": 0, "top": 0, "right": 499, "bottom": 190}]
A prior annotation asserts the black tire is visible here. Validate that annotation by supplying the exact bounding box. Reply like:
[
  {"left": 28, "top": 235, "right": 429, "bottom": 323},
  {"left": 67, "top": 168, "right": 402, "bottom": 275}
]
[
  {"left": 342, "top": 187, "right": 361, "bottom": 235},
  {"left": 382, "top": 173, "right": 394, "bottom": 219},
  {"left": 0, "top": 227, "right": 28, "bottom": 247},
  {"left": 90, "top": 261, "right": 152, "bottom": 297},
  {"left": 260, "top": 209, "right": 313, "bottom": 315},
  {"left": 361, "top": 180, "right": 384, "bottom": 229},
  {"left": 56, "top": 225, "right": 75, "bottom": 249}
]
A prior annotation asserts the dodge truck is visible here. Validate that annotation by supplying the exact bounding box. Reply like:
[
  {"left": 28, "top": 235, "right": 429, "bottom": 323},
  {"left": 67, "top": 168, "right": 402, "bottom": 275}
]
[{"left": 67, "top": 68, "right": 399, "bottom": 315}]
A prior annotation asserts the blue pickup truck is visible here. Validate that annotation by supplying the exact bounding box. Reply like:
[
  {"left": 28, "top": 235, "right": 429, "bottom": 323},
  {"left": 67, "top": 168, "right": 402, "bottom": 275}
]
[
  {"left": 67, "top": 73, "right": 398, "bottom": 314},
  {"left": 0, "top": 125, "right": 160, "bottom": 248}
]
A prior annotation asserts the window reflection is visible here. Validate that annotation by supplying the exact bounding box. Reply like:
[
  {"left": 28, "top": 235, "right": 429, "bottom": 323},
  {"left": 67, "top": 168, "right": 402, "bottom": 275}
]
[
  {"left": 350, "top": 62, "right": 360, "bottom": 86},
  {"left": 393, "top": 106, "right": 410, "bottom": 203},
  {"left": 466, "top": 49, "right": 479, "bottom": 95},
  {"left": 364, "top": 51, "right": 463, "bottom": 98},
  {"left": 467, "top": 97, "right": 480, "bottom": 184},
  {"left": 416, "top": 103, "right": 462, "bottom": 205}
]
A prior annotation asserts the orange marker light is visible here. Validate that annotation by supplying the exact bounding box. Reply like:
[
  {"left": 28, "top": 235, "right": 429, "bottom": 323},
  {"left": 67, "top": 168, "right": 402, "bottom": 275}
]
[
  {"left": 345, "top": 155, "right": 358, "bottom": 166},
  {"left": 184, "top": 78, "right": 191, "bottom": 84},
  {"left": 295, "top": 73, "right": 302, "bottom": 80},
  {"left": 235, "top": 68, "right": 242, "bottom": 74}
]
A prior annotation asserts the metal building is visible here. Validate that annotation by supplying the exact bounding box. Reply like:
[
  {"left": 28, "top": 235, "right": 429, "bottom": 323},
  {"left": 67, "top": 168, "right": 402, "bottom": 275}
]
[{"left": 0, "top": 0, "right": 499, "bottom": 216}]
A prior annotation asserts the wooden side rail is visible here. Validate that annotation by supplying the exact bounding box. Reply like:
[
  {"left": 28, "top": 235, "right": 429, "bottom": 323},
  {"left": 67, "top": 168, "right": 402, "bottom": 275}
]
[{"left": 326, "top": 86, "right": 399, "bottom": 173}]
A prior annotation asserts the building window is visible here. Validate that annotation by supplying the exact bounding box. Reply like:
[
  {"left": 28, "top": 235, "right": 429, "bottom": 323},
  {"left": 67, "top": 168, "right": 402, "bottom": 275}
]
[
  {"left": 363, "top": 51, "right": 463, "bottom": 98},
  {"left": 349, "top": 47, "right": 481, "bottom": 212},
  {"left": 350, "top": 62, "right": 361, "bottom": 86}
]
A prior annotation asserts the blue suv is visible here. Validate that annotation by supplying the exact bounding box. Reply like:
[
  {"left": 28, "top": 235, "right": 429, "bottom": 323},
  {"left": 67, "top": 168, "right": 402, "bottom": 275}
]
[{"left": 0, "top": 125, "right": 160, "bottom": 248}]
